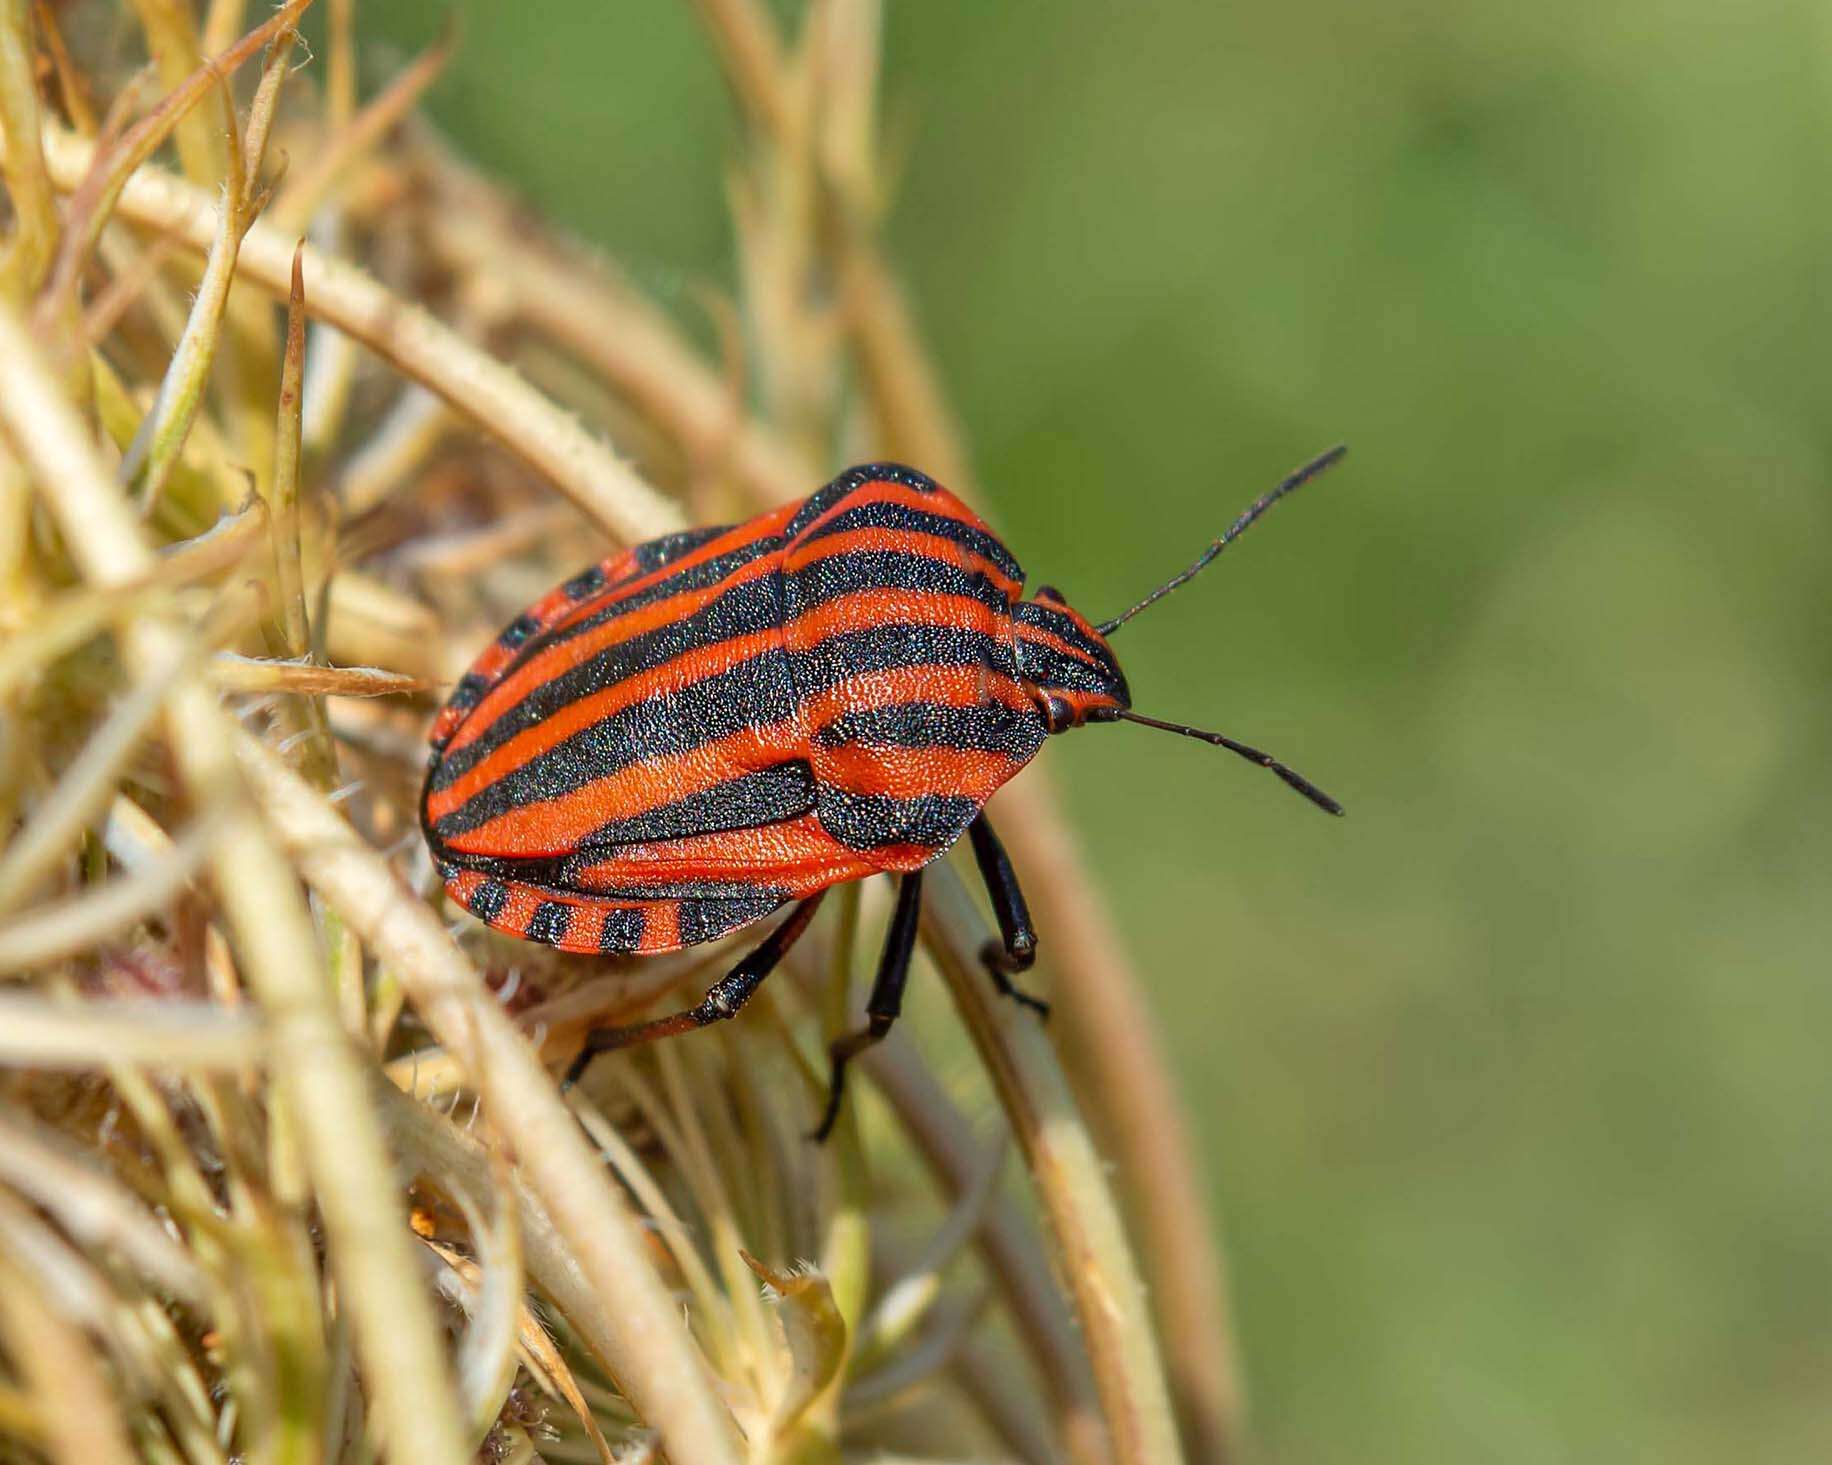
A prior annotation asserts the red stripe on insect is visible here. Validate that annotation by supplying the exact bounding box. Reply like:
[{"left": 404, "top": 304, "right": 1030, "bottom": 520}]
[
  {"left": 815, "top": 743, "right": 1023, "bottom": 803},
  {"left": 424, "top": 627, "right": 789, "bottom": 823},
  {"left": 782, "top": 586, "right": 1005, "bottom": 647},
  {"left": 437, "top": 721, "right": 810, "bottom": 858},
  {"left": 796, "top": 479, "right": 984, "bottom": 541},
  {"left": 445, "top": 552, "right": 785, "bottom": 757},
  {"left": 569, "top": 813, "right": 878, "bottom": 896},
  {"left": 790, "top": 525, "right": 1022, "bottom": 599},
  {"left": 797, "top": 664, "right": 1033, "bottom": 725}
]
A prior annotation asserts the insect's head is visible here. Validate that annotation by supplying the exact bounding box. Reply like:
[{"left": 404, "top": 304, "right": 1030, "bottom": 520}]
[
  {"left": 1043, "top": 444, "right": 1352, "bottom": 816},
  {"left": 1012, "top": 588, "right": 1131, "bottom": 732}
]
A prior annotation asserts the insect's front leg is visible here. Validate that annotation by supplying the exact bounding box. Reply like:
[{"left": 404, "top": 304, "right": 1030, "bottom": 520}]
[{"left": 966, "top": 814, "right": 1049, "bottom": 1020}]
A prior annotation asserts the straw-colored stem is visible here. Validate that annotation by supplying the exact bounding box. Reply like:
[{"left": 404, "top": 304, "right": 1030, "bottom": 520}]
[
  {"left": 271, "top": 22, "right": 454, "bottom": 234},
  {"left": 805, "top": 0, "right": 881, "bottom": 217},
  {"left": 123, "top": 21, "right": 298, "bottom": 511},
  {"left": 38, "top": 0, "right": 313, "bottom": 324},
  {"left": 996, "top": 778, "right": 1243, "bottom": 1464},
  {"left": 32, "top": 0, "right": 97, "bottom": 136},
  {"left": 199, "top": 0, "right": 246, "bottom": 52},
  {"left": 38, "top": 128, "right": 685, "bottom": 545},
  {"left": 270, "top": 246, "right": 310, "bottom": 656},
  {"left": 0, "top": 822, "right": 212, "bottom": 971},
  {"left": 127, "top": 0, "right": 228, "bottom": 186},
  {"left": 0, "top": 993, "right": 262, "bottom": 1069},
  {"left": 0, "top": 1254, "right": 137, "bottom": 1465},
  {"left": 0, "top": 0, "right": 58, "bottom": 302},
  {"left": 0, "top": 1110, "right": 207, "bottom": 1304},
  {"left": 689, "top": 0, "right": 794, "bottom": 141},
  {"left": 334, "top": 382, "right": 449, "bottom": 515},
  {"left": 920, "top": 861, "right": 1185, "bottom": 1465},
  {"left": 860, "top": 1037, "right": 1108, "bottom": 1465},
  {"left": 836, "top": 247, "right": 972, "bottom": 499},
  {"left": 423, "top": 198, "right": 810, "bottom": 506},
  {"left": 816, "top": 880, "right": 873, "bottom": 1345},
  {"left": 0, "top": 299, "right": 471, "bottom": 1465},
  {"left": 207, "top": 655, "right": 426, "bottom": 697},
  {"left": 236, "top": 735, "right": 746, "bottom": 1465}
]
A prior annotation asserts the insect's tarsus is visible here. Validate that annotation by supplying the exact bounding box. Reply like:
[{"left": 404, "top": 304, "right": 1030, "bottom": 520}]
[{"left": 1097, "top": 443, "right": 1347, "bottom": 636}]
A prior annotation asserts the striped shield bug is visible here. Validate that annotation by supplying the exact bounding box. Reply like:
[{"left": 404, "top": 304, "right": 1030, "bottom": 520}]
[{"left": 422, "top": 448, "right": 1346, "bottom": 1138}]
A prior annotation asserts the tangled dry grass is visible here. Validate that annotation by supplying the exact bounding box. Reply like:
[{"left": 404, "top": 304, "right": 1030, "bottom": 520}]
[{"left": 0, "top": 2, "right": 1239, "bottom": 1460}]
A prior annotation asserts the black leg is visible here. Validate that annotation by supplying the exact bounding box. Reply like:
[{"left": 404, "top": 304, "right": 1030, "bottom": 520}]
[
  {"left": 967, "top": 814, "right": 1049, "bottom": 1019},
  {"left": 809, "top": 871, "right": 924, "bottom": 1143},
  {"left": 563, "top": 893, "right": 826, "bottom": 1088}
]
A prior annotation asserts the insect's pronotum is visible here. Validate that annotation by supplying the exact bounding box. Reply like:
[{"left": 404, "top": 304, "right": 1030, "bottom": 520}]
[{"left": 422, "top": 448, "right": 1346, "bottom": 1138}]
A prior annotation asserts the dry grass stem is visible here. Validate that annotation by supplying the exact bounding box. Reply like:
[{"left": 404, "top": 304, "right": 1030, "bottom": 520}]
[
  {"left": 39, "top": 0, "right": 312, "bottom": 323},
  {"left": 423, "top": 195, "right": 810, "bottom": 507},
  {"left": 240, "top": 735, "right": 748, "bottom": 1465},
  {"left": 996, "top": 780, "right": 1244, "bottom": 1462},
  {"left": 38, "top": 127, "right": 687, "bottom": 544},
  {"left": 206, "top": 653, "right": 428, "bottom": 697},
  {"left": 0, "top": 297, "right": 471, "bottom": 1463},
  {"left": 0, "top": 0, "right": 56, "bottom": 301},
  {"left": 0, "top": 992, "right": 261, "bottom": 1068},
  {"left": 0, "top": 1110, "right": 206, "bottom": 1301},
  {"left": 270, "top": 20, "right": 454, "bottom": 234},
  {"left": 923, "top": 864, "right": 1186, "bottom": 1465},
  {"left": 0, "top": 1253, "right": 138, "bottom": 1465},
  {"left": 0, "top": 822, "right": 212, "bottom": 970},
  {"left": 120, "top": 13, "right": 300, "bottom": 510}
]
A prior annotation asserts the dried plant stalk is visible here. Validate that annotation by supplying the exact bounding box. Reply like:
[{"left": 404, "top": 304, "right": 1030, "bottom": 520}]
[
  {"left": 38, "top": 127, "right": 686, "bottom": 546},
  {"left": 0, "top": 1253, "right": 137, "bottom": 1465},
  {"left": 237, "top": 735, "right": 748, "bottom": 1465},
  {"left": 922, "top": 864, "right": 1186, "bottom": 1465},
  {"left": 0, "top": 993, "right": 261, "bottom": 1068},
  {"left": 0, "top": 0, "right": 57, "bottom": 301},
  {"left": 0, "top": 299, "right": 472, "bottom": 1465}
]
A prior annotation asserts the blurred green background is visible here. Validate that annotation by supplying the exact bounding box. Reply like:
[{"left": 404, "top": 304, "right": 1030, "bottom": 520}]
[{"left": 364, "top": 3, "right": 1832, "bottom": 1459}]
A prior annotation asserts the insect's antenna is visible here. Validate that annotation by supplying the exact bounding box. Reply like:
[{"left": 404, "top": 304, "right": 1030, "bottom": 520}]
[
  {"left": 1096, "top": 444, "right": 1347, "bottom": 636},
  {"left": 1119, "top": 710, "right": 1344, "bottom": 815}
]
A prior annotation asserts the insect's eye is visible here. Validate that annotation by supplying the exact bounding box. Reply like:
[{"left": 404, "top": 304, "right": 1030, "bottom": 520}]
[{"left": 1035, "top": 584, "right": 1068, "bottom": 606}]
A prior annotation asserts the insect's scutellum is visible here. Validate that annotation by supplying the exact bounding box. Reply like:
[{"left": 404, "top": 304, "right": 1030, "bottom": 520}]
[{"left": 422, "top": 455, "right": 1347, "bottom": 1132}]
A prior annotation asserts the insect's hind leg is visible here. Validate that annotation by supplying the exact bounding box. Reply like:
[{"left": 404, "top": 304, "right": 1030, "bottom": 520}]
[
  {"left": 564, "top": 893, "right": 827, "bottom": 1088},
  {"left": 810, "top": 871, "right": 923, "bottom": 1143},
  {"left": 966, "top": 814, "right": 1049, "bottom": 1020}
]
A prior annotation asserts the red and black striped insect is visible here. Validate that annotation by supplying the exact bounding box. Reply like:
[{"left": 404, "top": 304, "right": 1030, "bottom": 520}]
[{"left": 422, "top": 448, "right": 1345, "bottom": 1138}]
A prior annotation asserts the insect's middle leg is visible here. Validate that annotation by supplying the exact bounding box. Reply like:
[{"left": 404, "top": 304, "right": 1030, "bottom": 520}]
[
  {"left": 966, "top": 814, "right": 1049, "bottom": 1019},
  {"left": 564, "top": 892, "right": 827, "bottom": 1089},
  {"left": 810, "top": 870, "right": 924, "bottom": 1143}
]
